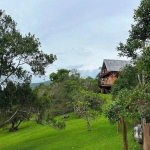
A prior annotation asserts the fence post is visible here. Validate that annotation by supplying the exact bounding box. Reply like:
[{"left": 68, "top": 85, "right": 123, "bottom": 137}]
[{"left": 142, "top": 118, "right": 150, "bottom": 150}]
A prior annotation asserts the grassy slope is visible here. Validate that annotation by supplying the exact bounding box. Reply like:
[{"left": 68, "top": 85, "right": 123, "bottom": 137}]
[{"left": 0, "top": 114, "right": 140, "bottom": 150}]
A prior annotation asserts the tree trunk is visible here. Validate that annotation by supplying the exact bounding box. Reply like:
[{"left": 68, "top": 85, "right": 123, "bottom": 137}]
[
  {"left": 11, "top": 120, "right": 15, "bottom": 129},
  {"left": 116, "top": 121, "right": 120, "bottom": 133},
  {"left": 0, "top": 109, "right": 18, "bottom": 128},
  {"left": 121, "top": 117, "right": 128, "bottom": 150},
  {"left": 16, "top": 120, "right": 22, "bottom": 128},
  {"left": 9, "top": 120, "right": 23, "bottom": 132},
  {"left": 85, "top": 111, "right": 91, "bottom": 131}
]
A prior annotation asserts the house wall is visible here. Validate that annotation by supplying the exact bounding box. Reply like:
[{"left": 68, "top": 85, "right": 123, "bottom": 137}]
[
  {"left": 101, "top": 63, "right": 108, "bottom": 74},
  {"left": 101, "top": 74, "right": 117, "bottom": 85}
]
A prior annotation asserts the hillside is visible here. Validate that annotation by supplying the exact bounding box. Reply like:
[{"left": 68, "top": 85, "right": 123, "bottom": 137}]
[{"left": 0, "top": 114, "right": 141, "bottom": 150}]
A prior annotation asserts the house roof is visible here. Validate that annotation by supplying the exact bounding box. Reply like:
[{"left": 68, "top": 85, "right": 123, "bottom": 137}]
[{"left": 102, "top": 59, "right": 128, "bottom": 72}]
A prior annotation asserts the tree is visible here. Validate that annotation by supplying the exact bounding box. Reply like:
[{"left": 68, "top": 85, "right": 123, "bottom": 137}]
[
  {"left": 49, "top": 69, "right": 101, "bottom": 117},
  {"left": 115, "top": 0, "right": 150, "bottom": 121},
  {"left": 49, "top": 78, "right": 81, "bottom": 115},
  {"left": 34, "top": 86, "right": 51, "bottom": 124},
  {"left": 104, "top": 89, "right": 133, "bottom": 150},
  {"left": 105, "top": 83, "right": 150, "bottom": 150},
  {"left": 111, "top": 64, "right": 139, "bottom": 100},
  {"left": 34, "top": 84, "right": 66, "bottom": 130},
  {"left": 82, "top": 76, "right": 100, "bottom": 93},
  {"left": 0, "top": 81, "right": 38, "bottom": 131},
  {"left": 49, "top": 69, "right": 70, "bottom": 83},
  {"left": 0, "top": 10, "right": 56, "bottom": 131},
  {"left": 136, "top": 47, "right": 150, "bottom": 81},
  {"left": 117, "top": 0, "right": 150, "bottom": 59},
  {"left": 36, "top": 68, "right": 103, "bottom": 131},
  {"left": 0, "top": 10, "right": 56, "bottom": 87},
  {"left": 106, "top": 1, "right": 150, "bottom": 149},
  {"left": 115, "top": 0, "right": 150, "bottom": 116},
  {"left": 48, "top": 69, "right": 82, "bottom": 115},
  {"left": 72, "top": 90, "right": 103, "bottom": 131}
]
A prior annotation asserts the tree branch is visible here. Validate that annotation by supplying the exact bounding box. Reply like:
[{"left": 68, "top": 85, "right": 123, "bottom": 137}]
[
  {"left": 138, "top": 74, "right": 142, "bottom": 85},
  {"left": 0, "top": 109, "right": 18, "bottom": 128}
]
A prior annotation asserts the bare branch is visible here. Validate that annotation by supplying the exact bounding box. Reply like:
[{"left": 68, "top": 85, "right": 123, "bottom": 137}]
[{"left": 138, "top": 74, "right": 142, "bottom": 85}]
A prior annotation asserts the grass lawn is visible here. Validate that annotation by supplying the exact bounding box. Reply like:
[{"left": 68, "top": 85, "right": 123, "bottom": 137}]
[{"left": 0, "top": 114, "right": 141, "bottom": 150}]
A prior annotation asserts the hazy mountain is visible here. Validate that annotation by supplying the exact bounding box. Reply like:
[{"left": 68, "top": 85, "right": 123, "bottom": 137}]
[{"left": 30, "top": 80, "right": 51, "bottom": 88}]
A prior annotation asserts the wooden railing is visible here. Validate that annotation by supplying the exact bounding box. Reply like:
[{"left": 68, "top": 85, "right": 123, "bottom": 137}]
[
  {"left": 101, "top": 77, "right": 116, "bottom": 85},
  {"left": 101, "top": 80, "right": 113, "bottom": 85}
]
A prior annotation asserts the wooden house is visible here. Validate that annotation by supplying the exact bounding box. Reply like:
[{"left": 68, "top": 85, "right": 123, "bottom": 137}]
[{"left": 100, "top": 59, "right": 128, "bottom": 93}]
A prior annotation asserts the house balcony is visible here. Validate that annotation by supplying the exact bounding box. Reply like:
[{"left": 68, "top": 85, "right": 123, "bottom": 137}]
[{"left": 101, "top": 80, "right": 113, "bottom": 86}]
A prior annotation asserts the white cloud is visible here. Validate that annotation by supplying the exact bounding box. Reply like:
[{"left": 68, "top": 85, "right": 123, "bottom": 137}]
[{"left": 0, "top": 0, "right": 140, "bottom": 82}]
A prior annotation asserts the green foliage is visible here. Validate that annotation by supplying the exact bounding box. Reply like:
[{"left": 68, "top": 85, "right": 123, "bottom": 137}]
[
  {"left": 117, "top": 0, "right": 150, "bottom": 59},
  {"left": 72, "top": 90, "right": 103, "bottom": 131},
  {"left": 0, "top": 81, "right": 38, "bottom": 131},
  {"left": 111, "top": 64, "right": 139, "bottom": 99},
  {"left": 82, "top": 76, "right": 100, "bottom": 93},
  {"left": 0, "top": 10, "right": 56, "bottom": 87},
  {"left": 33, "top": 84, "right": 51, "bottom": 124},
  {"left": 105, "top": 84, "right": 150, "bottom": 125},
  {"left": 46, "top": 115, "right": 66, "bottom": 130},
  {"left": 49, "top": 69, "right": 70, "bottom": 83},
  {"left": 35, "top": 68, "right": 101, "bottom": 131},
  {"left": 114, "top": 0, "right": 150, "bottom": 125},
  {"left": 137, "top": 47, "right": 150, "bottom": 79},
  {"left": 100, "top": 94, "right": 112, "bottom": 102},
  {"left": 48, "top": 69, "right": 100, "bottom": 116},
  {"left": 125, "top": 85, "right": 150, "bottom": 120},
  {"left": 0, "top": 10, "right": 56, "bottom": 131},
  {"left": 49, "top": 79, "right": 81, "bottom": 115},
  {"left": 95, "top": 71, "right": 101, "bottom": 87},
  {"left": 104, "top": 89, "right": 131, "bottom": 124}
]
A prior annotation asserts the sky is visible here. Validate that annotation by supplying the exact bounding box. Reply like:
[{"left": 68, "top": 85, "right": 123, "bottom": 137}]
[{"left": 0, "top": 0, "right": 141, "bottom": 82}]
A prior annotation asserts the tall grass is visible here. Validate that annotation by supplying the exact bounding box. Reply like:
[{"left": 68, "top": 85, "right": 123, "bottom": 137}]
[{"left": 0, "top": 113, "right": 141, "bottom": 150}]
